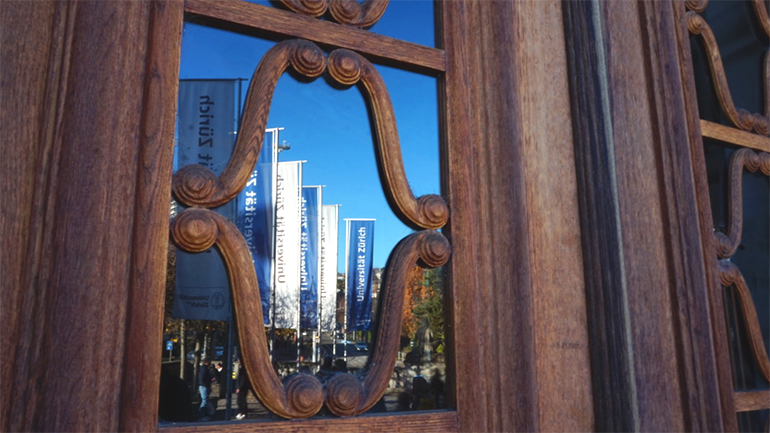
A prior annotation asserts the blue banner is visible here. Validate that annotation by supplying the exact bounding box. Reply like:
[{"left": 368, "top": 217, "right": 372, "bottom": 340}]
[
  {"left": 300, "top": 186, "right": 321, "bottom": 329},
  {"left": 346, "top": 219, "right": 375, "bottom": 331},
  {"left": 237, "top": 128, "right": 277, "bottom": 325},
  {"left": 173, "top": 80, "right": 237, "bottom": 321}
]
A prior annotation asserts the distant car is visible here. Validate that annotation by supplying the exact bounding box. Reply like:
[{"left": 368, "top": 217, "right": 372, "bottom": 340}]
[{"left": 355, "top": 342, "right": 368, "bottom": 352}]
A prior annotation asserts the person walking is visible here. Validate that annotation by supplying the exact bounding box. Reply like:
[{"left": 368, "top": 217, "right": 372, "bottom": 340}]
[
  {"left": 197, "top": 358, "right": 213, "bottom": 420},
  {"left": 235, "top": 367, "right": 252, "bottom": 420}
]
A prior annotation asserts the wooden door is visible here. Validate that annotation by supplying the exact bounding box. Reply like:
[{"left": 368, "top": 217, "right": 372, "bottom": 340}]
[{"left": 3, "top": 0, "right": 750, "bottom": 431}]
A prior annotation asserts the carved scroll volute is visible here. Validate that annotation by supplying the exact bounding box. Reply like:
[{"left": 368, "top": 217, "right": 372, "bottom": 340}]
[
  {"left": 325, "top": 230, "right": 451, "bottom": 416},
  {"left": 279, "top": 0, "right": 328, "bottom": 17},
  {"left": 685, "top": 0, "right": 708, "bottom": 13},
  {"left": 687, "top": 12, "right": 761, "bottom": 133},
  {"left": 327, "top": 49, "right": 449, "bottom": 230},
  {"left": 173, "top": 40, "right": 326, "bottom": 209},
  {"left": 719, "top": 260, "right": 770, "bottom": 383},
  {"left": 276, "top": 0, "right": 388, "bottom": 28},
  {"left": 714, "top": 149, "right": 770, "bottom": 258},
  {"left": 329, "top": 0, "right": 389, "bottom": 28},
  {"left": 172, "top": 208, "right": 324, "bottom": 419}
]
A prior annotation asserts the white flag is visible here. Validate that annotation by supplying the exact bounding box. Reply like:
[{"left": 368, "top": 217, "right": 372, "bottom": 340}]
[
  {"left": 320, "top": 204, "right": 340, "bottom": 332},
  {"left": 273, "top": 161, "right": 302, "bottom": 329}
]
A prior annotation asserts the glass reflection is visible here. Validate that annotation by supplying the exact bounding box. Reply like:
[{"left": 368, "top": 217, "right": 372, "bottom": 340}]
[
  {"left": 243, "top": 0, "right": 436, "bottom": 48},
  {"left": 160, "top": 17, "right": 444, "bottom": 425}
]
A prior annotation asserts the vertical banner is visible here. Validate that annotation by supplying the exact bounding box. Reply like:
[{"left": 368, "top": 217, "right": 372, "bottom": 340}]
[
  {"left": 274, "top": 161, "right": 302, "bottom": 329},
  {"left": 237, "top": 128, "right": 278, "bottom": 325},
  {"left": 320, "top": 205, "right": 339, "bottom": 332},
  {"left": 300, "top": 186, "right": 322, "bottom": 329},
  {"left": 173, "top": 80, "right": 237, "bottom": 321},
  {"left": 345, "top": 219, "right": 375, "bottom": 331}
]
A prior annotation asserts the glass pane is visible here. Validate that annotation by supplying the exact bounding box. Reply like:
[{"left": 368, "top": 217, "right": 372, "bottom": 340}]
[
  {"left": 160, "top": 17, "right": 445, "bottom": 425},
  {"left": 692, "top": 2, "right": 770, "bottom": 430},
  {"left": 243, "top": 0, "right": 436, "bottom": 48},
  {"left": 690, "top": 0, "right": 766, "bottom": 124}
]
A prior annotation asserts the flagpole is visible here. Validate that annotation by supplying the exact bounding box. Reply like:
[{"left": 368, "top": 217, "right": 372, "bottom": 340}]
[
  {"left": 269, "top": 127, "right": 281, "bottom": 365},
  {"left": 343, "top": 219, "right": 350, "bottom": 363},
  {"left": 314, "top": 187, "right": 323, "bottom": 366},
  {"left": 296, "top": 162, "right": 304, "bottom": 371}
]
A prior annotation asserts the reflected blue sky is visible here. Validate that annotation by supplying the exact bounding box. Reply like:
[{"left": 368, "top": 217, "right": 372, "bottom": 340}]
[
  {"left": 178, "top": 3, "right": 439, "bottom": 270},
  {"left": 245, "top": 0, "right": 436, "bottom": 47}
]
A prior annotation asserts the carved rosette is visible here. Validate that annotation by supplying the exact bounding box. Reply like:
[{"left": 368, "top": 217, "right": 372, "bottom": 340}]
[
  {"left": 171, "top": 38, "right": 451, "bottom": 419},
  {"left": 712, "top": 149, "right": 770, "bottom": 385},
  {"left": 686, "top": 10, "right": 770, "bottom": 136},
  {"left": 278, "top": 0, "right": 389, "bottom": 28}
]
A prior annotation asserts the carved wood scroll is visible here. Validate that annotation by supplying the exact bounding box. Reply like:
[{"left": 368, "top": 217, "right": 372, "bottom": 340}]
[
  {"left": 278, "top": 0, "right": 389, "bottom": 28},
  {"left": 173, "top": 39, "right": 448, "bottom": 230},
  {"left": 171, "top": 38, "right": 450, "bottom": 419},
  {"left": 686, "top": 9, "right": 770, "bottom": 136},
  {"left": 713, "top": 149, "right": 770, "bottom": 385}
]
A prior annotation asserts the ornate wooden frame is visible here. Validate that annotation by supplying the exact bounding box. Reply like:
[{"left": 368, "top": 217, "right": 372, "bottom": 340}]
[{"left": 171, "top": 34, "right": 451, "bottom": 418}]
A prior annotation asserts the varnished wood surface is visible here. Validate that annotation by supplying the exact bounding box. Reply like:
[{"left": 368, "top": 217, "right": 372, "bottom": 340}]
[
  {"left": 2, "top": 1, "right": 181, "bottom": 431},
  {"left": 1, "top": 1, "right": 61, "bottom": 430},
  {"left": 701, "top": 120, "right": 770, "bottom": 153},
  {"left": 184, "top": 0, "right": 445, "bottom": 74},
  {"left": 442, "top": 2, "right": 540, "bottom": 431},
  {"left": 442, "top": 1, "right": 592, "bottom": 431},
  {"left": 733, "top": 390, "right": 770, "bottom": 413},
  {"left": 675, "top": 1, "right": 741, "bottom": 429},
  {"left": 119, "top": 1, "right": 184, "bottom": 431},
  {"left": 160, "top": 410, "right": 457, "bottom": 433},
  {"left": 565, "top": 0, "right": 727, "bottom": 430},
  {"left": 1, "top": 0, "right": 742, "bottom": 431}
]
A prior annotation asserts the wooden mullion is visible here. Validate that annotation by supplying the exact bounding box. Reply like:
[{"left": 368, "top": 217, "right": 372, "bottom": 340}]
[
  {"left": 183, "top": 0, "right": 445, "bottom": 74},
  {"left": 159, "top": 410, "right": 458, "bottom": 432},
  {"left": 700, "top": 120, "right": 770, "bottom": 152},
  {"left": 733, "top": 390, "right": 770, "bottom": 413}
]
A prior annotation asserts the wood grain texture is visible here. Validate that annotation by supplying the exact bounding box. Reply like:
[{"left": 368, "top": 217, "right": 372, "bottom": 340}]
[
  {"left": 160, "top": 410, "right": 457, "bottom": 433},
  {"left": 701, "top": 120, "right": 770, "bottom": 153},
  {"left": 605, "top": 1, "right": 688, "bottom": 429},
  {"left": 118, "top": 1, "right": 184, "bottom": 431},
  {"left": 514, "top": 1, "right": 594, "bottom": 431},
  {"left": 184, "top": 0, "right": 445, "bottom": 74},
  {"left": 441, "top": 1, "right": 594, "bottom": 431},
  {"left": 733, "top": 391, "right": 770, "bottom": 413},
  {"left": 1, "top": 1, "right": 180, "bottom": 431},
  {"left": 441, "top": 2, "right": 540, "bottom": 431},
  {"left": 674, "top": 1, "right": 741, "bottom": 429},
  {"left": 562, "top": 1, "right": 639, "bottom": 429},
  {"left": 565, "top": 0, "right": 728, "bottom": 430},
  {"left": 638, "top": 1, "right": 727, "bottom": 430},
  {"left": 1, "top": 1, "right": 62, "bottom": 430}
]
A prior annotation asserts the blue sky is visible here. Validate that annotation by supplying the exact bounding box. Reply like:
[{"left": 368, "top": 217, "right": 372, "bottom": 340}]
[{"left": 177, "top": 1, "right": 440, "bottom": 270}]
